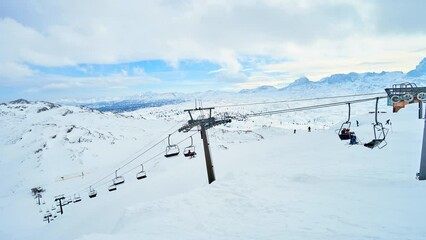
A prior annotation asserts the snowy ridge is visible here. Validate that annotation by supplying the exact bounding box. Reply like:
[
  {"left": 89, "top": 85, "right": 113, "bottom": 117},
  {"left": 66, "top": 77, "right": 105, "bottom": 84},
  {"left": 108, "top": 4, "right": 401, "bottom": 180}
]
[
  {"left": 54, "top": 57, "right": 426, "bottom": 112},
  {"left": 2, "top": 101, "right": 423, "bottom": 240},
  {"left": 1, "top": 60, "right": 426, "bottom": 239}
]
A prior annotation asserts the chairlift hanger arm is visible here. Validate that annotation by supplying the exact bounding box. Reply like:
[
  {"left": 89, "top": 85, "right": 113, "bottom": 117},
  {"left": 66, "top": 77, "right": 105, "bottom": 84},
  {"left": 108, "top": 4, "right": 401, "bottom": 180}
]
[
  {"left": 374, "top": 97, "right": 379, "bottom": 124},
  {"left": 346, "top": 103, "right": 351, "bottom": 123}
]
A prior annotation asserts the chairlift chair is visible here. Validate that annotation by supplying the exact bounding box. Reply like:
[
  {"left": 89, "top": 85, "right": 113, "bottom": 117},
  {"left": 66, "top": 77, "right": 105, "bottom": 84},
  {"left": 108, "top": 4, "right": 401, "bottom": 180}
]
[
  {"left": 337, "top": 103, "right": 355, "bottom": 140},
  {"left": 108, "top": 181, "right": 117, "bottom": 192},
  {"left": 183, "top": 136, "right": 196, "bottom": 158},
  {"left": 136, "top": 164, "right": 147, "bottom": 180},
  {"left": 73, "top": 193, "right": 81, "bottom": 203},
  {"left": 44, "top": 211, "right": 52, "bottom": 219},
  {"left": 113, "top": 170, "right": 125, "bottom": 185},
  {"left": 88, "top": 186, "right": 97, "bottom": 198},
  {"left": 364, "top": 98, "right": 388, "bottom": 149},
  {"left": 165, "top": 134, "right": 180, "bottom": 158}
]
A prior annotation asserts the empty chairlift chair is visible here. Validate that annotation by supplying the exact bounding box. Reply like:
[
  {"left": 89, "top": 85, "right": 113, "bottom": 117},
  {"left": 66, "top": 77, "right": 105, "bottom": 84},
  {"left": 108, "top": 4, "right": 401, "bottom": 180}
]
[
  {"left": 63, "top": 197, "right": 72, "bottom": 205},
  {"left": 108, "top": 181, "right": 117, "bottom": 192},
  {"left": 113, "top": 170, "right": 125, "bottom": 185},
  {"left": 165, "top": 134, "right": 180, "bottom": 158},
  {"left": 136, "top": 164, "right": 147, "bottom": 180},
  {"left": 364, "top": 97, "right": 389, "bottom": 149},
  {"left": 43, "top": 211, "right": 52, "bottom": 222},
  {"left": 183, "top": 136, "right": 196, "bottom": 158},
  {"left": 88, "top": 186, "right": 97, "bottom": 198},
  {"left": 73, "top": 193, "right": 82, "bottom": 203}
]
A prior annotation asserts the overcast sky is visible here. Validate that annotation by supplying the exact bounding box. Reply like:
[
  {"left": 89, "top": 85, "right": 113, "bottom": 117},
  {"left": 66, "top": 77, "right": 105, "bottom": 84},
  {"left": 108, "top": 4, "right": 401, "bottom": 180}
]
[{"left": 0, "top": 0, "right": 425, "bottom": 101}]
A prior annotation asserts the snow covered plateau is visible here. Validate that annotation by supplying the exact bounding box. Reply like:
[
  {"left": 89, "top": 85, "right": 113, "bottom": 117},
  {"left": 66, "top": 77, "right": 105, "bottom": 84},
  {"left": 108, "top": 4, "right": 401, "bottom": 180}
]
[{"left": 1, "top": 59, "right": 426, "bottom": 240}]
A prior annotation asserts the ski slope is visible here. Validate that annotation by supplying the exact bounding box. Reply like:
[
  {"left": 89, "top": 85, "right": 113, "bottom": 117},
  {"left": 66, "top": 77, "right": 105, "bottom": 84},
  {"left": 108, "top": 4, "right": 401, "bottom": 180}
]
[{"left": 0, "top": 96, "right": 425, "bottom": 239}]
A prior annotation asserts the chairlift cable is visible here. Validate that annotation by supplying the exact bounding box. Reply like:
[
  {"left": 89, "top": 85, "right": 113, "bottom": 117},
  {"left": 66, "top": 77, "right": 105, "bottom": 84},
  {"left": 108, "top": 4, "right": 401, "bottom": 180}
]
[
  {"left": 68, "top": 131, "right": 200, "bottom": 196},
  {"left": 244, "top": 96, "right": 387, "bottom": 118},
  {"left": 65, "top": 120, "right": 186, "bottom": 196},
  {"left": 56, "top": 93, "right": 388, "bottom": 205},
  {"left": 120, "top": 131, "right": 200, "bottom": 176},
  {"left": 212, "top": 92, "right": 385, "bottom": 108}
]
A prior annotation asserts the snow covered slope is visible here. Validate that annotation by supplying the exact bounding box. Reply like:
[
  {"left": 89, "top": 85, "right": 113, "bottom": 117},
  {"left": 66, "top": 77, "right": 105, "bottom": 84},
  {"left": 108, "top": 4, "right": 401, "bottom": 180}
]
[
  {"left": 1, "top": 58, "right": 426, "bottom": 239},
  {"left": 1, "top": 91, "right": 426, "bottom": 239}
]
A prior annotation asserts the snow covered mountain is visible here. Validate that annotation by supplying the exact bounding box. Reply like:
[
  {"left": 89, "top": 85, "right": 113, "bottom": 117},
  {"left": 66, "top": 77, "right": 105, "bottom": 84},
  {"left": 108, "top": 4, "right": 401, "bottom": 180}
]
[
  {"left": 407, "top": 57, "right": 426, "bottom": 77},
  {"left": 1, "top": 58, "right": 426, "bottom": 240},
  {"left": 51, "top": 57, "right": 425, "bottom": 113}
]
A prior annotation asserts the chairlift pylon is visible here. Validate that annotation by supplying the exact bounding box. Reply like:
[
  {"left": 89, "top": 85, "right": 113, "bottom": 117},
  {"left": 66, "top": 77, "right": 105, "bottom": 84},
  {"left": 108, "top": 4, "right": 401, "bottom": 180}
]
[
  {"left": 136, "top": 164, "right": 147, "bottom": 180},
  {"left": 113, "top": 170, "right": 125, "bottom": 185},
  {"left": 165, "top": 134, "right": 180, "bottom": 158},
  {"left": 364, "top": 97, "right": 388, "bottom": 149},
  {"left": 88, "top": 186, "right": 97, "bottom": 198},
  {"left": 183, "top": 136, "right": 196, "bottom": 158}
]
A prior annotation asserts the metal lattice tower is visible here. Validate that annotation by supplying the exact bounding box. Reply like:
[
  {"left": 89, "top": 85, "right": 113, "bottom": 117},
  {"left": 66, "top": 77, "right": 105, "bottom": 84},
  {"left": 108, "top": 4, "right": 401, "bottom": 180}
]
[{"left": 179, "top": 107, "right": 231, "bottom": 184}]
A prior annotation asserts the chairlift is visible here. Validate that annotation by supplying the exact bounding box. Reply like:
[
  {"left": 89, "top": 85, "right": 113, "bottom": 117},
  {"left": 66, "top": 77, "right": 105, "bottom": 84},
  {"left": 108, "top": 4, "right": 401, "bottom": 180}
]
[
  {"left": 337, "top": 103, "right": 356, "bottom": 140},
  {"left": 113, "top": 170, "right": 125, "bottom": 185},
  {"left": 108, "top": 181, "right": 117, "bottom": 192},
  {"left": 44, "top": 211, "right": 52, "bottom": 219},
  {"left": 88, "top": 186, "right": 97, "bottom": 198},
  {"left": 64, "top": 197, "right": 72, "bottom": 205},
  {"left": 136, "top": 164, "right": 147, "bottom": 180},
  {"left": 364, "top": 97, "right": 388, "bottom": 149},
  {"left": 165, "top": 134, "right": 180, "bottom": 158},
  {"left": 183, "top": 136, "right": 196, "bottom": 158},
  {"left": 73, "top": 193, "right": 81, "bottom": 203}
]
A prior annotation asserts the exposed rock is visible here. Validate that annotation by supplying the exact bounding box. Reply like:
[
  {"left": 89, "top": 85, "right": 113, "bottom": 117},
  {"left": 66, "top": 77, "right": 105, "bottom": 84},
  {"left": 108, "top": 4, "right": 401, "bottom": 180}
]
[
  {"left": 9, "top": 99, "right": 30, "bottom": 104},
  {"left": 37, "top": 107, "right": 49, "bottom": 113}
]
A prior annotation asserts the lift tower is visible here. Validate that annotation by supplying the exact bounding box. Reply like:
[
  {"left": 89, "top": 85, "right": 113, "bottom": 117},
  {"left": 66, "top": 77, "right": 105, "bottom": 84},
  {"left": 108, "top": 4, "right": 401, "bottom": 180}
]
[
  {"left": 385, "top": 82, "right": 426, "bottom": 180},
  {"left": 178, "top": 107, "right": 231, "bottom": 184},
  {"left": 54, "top": 195, "right": 65, "bottom": 215}
]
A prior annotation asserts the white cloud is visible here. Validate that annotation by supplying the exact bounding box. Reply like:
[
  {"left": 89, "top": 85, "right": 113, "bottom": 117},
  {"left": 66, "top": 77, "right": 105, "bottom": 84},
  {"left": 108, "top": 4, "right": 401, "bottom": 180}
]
[
  {"left": 23, "top": 74, "right": 161, "bottom": 94},
  {"left": 0, "top": 62, "right": 35, "bottom": 80},
  {"left": 0, "top": 0, "right": 425, "bottom": 91}
]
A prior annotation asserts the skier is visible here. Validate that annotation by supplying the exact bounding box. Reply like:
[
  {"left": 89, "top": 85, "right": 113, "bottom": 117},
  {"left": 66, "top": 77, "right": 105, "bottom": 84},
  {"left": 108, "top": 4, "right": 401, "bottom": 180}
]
[
  {"left": 308, "top": 126, "right": 311, "bottom": 132},
  {"left": 349, "top": 133, "right": 358, "bottom": 145},
  {"left": 356, "top": 120, "right": 359, "bottom": 127},
  {"left": 293, "top": 129, "right": 296, "bottom": 134}
]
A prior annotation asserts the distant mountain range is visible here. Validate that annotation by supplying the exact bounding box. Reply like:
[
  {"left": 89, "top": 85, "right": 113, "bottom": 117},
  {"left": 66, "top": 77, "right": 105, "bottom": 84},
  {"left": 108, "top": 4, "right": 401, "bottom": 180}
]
[
  {"left": 240, "top": 57, "right": 426, "bottom": 94},
  {"left": 4, "top": 58, "right": 426, "bottom": 112}
]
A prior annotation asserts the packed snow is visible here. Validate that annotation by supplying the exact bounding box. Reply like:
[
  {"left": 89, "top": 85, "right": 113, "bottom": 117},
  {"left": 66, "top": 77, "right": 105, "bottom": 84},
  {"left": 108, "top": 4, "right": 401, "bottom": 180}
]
[{"left": 1, "top": 87, "right": 425, "bottom": 240}]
